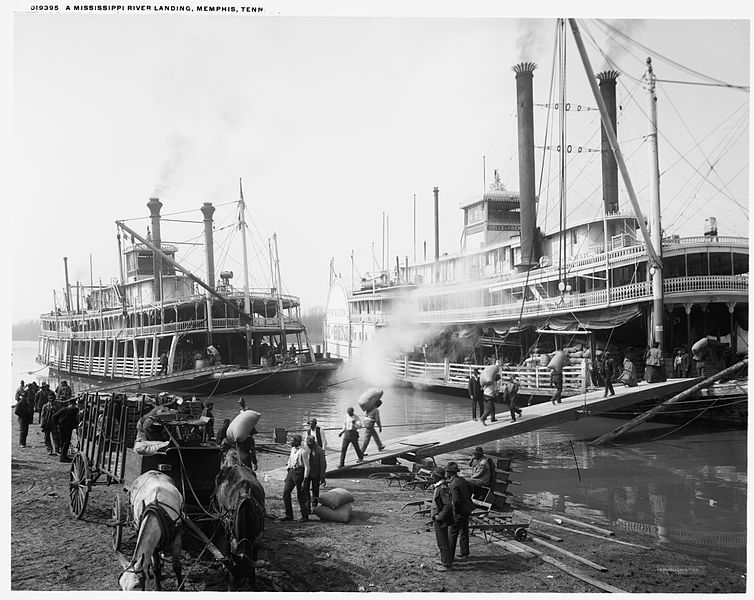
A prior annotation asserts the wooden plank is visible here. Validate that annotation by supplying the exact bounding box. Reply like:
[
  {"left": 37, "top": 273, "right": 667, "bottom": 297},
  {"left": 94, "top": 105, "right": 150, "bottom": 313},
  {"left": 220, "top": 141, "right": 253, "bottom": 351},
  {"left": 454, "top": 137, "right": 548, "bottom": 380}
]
[
  {"left": 538, "top": 555, "right": 628, "bottom": 593},
  {"left": 591, "top": 360, "right": 747, "bottom": 445},
  {"left": 528, "top": 529, "right": 563, "bottom": 542},
  {"left": 531, "top": 519, "right": 650, "bottom": 549},
  {"left": 528, "top": 535, "right": 608, "bottom": 571},
  {"left": 327, "top": 379, "right": 699, "bottom": 472},
  {"left": 554, "top": 515, "right": 614, "bottom": 536}
]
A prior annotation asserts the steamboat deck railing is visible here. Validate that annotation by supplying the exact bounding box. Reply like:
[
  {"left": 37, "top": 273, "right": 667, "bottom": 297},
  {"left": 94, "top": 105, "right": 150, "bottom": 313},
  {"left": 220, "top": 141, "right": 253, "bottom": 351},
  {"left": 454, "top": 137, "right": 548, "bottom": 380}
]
[
  {"left": 380, "top": 275, "right": 748, "bottom": 325},
  {"left": 387, "top": 358, "right": 590, "bottom": 395},
  {"left": 39, "top": 315, "right": 303, "bottom": 341}
]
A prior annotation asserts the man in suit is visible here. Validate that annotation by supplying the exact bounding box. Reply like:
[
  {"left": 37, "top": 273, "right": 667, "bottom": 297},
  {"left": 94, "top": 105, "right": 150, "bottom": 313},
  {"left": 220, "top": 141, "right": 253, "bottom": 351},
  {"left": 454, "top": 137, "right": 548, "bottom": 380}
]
[
  {"left": 467, "top": 369, "right": 484, "bottom": 421},
  {"left": 445, "top": 461, "right": 474, "bottom": 561},
  {"left": 429, "top": 467, "right": 453, "bottom": 571}
]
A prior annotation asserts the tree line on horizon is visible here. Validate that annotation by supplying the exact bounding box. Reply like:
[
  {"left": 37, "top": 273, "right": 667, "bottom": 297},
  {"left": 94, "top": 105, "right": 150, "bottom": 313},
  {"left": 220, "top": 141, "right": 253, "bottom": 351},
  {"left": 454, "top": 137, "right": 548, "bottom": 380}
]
[{"left": 12, "top": 306, "right": 326, "bottom": 343}]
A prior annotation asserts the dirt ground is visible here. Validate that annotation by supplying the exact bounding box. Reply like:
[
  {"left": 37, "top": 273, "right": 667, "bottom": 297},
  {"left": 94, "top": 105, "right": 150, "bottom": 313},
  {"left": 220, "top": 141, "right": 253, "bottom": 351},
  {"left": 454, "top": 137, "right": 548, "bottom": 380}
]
[{"left": 10, "top": 414, "right": 746, "bottom": 593}]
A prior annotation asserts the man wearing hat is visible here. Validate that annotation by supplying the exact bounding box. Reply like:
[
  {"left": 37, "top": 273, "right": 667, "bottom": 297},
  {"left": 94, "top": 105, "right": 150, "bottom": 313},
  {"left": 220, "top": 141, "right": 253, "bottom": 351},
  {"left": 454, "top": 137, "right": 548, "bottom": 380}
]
[
  {"left": 52, "top": 399, "right": 80, "bottom": 463},
  {"left": 305, "top": 418, "right": 327, "bottom": 450},
  {"left": 429, "top": 467, "right": 453, "bottom": 571},
  {"left": 467, "top": 447, "right": 494, "bottom": 498},
  {"left": 602, "top": 351, "right": 616, "bottom": 397},
  {"left": 506, "top": 376, "right": 523, "bottom": 422},
  {"left": 467, "top": 368, "right": 484, "bottom": 421},
  {"left": 282, "top": 434, "right": 311, "bottom": 522},
  {"left": 445, "top": 461, "right": 474, "bottom": 561}
]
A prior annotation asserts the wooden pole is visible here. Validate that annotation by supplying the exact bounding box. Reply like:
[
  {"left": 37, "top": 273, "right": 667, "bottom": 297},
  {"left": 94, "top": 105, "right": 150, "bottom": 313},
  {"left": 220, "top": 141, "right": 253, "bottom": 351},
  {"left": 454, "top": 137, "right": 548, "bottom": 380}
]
[{"left": 591, "top": 358, "right": 747, "bottom": 446}]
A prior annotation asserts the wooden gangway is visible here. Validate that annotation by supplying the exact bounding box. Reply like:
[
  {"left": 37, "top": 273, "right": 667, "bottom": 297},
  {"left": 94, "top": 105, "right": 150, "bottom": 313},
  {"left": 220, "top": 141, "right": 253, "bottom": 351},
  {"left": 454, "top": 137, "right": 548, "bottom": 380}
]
[{"left": 325, "top": 377, "right": 702, "bottom": 475}]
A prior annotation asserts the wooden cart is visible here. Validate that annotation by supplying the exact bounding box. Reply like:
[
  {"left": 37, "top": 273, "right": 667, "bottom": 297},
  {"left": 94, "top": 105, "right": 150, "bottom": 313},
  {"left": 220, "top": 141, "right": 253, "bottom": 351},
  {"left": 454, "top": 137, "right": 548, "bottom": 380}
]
[{"left": 68, "top": 391, "right": 223, "bottom": 553}]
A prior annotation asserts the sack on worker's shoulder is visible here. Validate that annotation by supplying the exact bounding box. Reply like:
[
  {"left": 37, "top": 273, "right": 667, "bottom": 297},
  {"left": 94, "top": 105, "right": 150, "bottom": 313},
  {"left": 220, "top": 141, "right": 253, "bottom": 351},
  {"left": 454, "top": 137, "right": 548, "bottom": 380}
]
[{"left": 318, "top": 487, "right": 354, "bottom": 509}]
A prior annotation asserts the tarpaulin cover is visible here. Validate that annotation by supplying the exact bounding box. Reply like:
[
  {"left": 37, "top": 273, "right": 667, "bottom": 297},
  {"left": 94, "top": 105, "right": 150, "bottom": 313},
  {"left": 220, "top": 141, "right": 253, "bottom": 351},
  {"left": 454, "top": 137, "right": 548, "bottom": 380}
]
[{"left": 543, "top": 306, "right": 641, "bottom": 331}]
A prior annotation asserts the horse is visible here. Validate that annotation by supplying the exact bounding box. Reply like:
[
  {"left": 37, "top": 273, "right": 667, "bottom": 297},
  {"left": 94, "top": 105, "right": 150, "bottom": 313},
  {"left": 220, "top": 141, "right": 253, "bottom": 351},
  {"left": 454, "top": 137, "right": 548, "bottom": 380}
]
[
  {"left": 213, "top": 448, "right": 269, "bottom": 590},
  {"left": 117, "top": 470, "right": 184, "bottom": 591}
]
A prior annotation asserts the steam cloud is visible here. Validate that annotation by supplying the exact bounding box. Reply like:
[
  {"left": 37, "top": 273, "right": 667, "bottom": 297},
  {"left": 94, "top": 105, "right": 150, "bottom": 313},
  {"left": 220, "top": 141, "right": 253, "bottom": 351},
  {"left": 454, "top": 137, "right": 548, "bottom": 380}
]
[
  {"left": 338, "top": 293, "right": 442, "bottom": 388},
  {"left": 153, "top": 133, "right": 190, "bottom": 197}
]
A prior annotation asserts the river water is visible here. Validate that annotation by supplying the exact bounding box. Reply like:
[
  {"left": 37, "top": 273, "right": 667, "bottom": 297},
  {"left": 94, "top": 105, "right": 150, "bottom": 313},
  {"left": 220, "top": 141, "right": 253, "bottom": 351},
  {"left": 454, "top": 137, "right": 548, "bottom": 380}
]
[{"left": 11, "top": 340, "right": 746, "bottom": 569}]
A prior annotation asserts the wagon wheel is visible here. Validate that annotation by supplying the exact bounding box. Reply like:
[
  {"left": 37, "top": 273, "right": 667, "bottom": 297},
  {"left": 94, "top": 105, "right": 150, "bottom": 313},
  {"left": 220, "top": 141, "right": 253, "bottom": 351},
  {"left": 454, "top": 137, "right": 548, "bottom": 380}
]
[
  {"left": 111, "top": 493, "right": 125, "bottom": 552},
  {"left": 514, "top": 527, "right": 528, "bottom": 541},
  {"left": 68, "top": 453, "right": 91, "bottom": 519}
]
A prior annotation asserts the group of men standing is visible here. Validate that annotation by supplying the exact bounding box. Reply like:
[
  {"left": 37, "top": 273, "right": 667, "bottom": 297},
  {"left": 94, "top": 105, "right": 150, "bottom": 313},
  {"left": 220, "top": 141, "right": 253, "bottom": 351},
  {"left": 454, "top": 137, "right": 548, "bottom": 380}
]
[
  {"left": 429, "top": 460, "right": 475, "bottom": 571},
  {"left": 14, "top": 379, "right": 79, "bottom": 462},
  {"left": 281, "top": 420, "right": 328, "bottom": 522},
  {"left": 467, "top": 369, "right": 522, "bottom": 424}
]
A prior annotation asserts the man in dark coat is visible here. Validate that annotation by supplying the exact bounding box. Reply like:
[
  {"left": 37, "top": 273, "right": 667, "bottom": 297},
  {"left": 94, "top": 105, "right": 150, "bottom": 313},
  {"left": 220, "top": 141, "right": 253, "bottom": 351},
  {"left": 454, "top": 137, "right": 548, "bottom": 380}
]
[
  {"left": 429, "top": 467, "right": 453, "bottom": 571},
  {"left": 446, "top": 461, "right": 474, "bottom": 561},
  {"left": 53, "top": 399, "right": 80, "bottom": 462},
  {"left": 34, "top": 384, "right": 48, "bottom": 421},
  {"left": 14, "top": 390, "right": 35, "bottom": 447},
  {"left": 15, "top": 380, "right": 25, "bottom": 403},
  {"left": 304, "top": 435, "right": 327, "bottom": 509},
  {"left": 602, "top": 352, "right": 616, "bottom": 397},
  {"left": 55, "top": 380, "right": 73, "bottom": 402},
  {"left": 467, "top": 369, "right": 484, "bottom": 421},
  {"left": 40, "top": 395, "right": 61, "bottom": 455}
]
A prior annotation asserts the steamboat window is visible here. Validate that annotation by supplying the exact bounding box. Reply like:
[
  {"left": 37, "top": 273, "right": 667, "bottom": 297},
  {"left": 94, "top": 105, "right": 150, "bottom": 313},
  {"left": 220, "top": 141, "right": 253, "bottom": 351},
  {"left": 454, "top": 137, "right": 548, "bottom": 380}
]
[
  {"left": 686, "top": 252, "right": 707, "bottom": 277},
  {"left": 732, "top": 253, "right": 748, "bottom": 275},
  {"left": 708, "top": 252, "right": 732, "bottom": 276}
]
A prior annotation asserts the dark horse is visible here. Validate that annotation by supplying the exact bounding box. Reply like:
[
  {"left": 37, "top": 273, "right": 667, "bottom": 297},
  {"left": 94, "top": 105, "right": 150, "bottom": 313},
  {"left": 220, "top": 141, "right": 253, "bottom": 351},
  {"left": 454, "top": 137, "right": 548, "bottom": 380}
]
[{"left": 213, "top": 449, "right": 269, "bottom": 590}]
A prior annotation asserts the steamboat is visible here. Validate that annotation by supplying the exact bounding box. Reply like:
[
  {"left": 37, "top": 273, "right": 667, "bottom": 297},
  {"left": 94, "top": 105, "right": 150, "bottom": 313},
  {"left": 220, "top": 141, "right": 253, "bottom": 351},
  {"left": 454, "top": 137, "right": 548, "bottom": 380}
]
[
  {"left": 324, "top": 20, "right": 748, "bottom": 398},
  {"left": 38, "top": 187, "right": 337, "bottom": 395}
]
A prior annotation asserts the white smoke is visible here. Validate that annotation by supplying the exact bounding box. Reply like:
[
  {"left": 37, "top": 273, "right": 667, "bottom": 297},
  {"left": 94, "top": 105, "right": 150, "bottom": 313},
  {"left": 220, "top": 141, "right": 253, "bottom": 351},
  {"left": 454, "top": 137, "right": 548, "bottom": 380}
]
[
  {"left": 516, "top": 18, "right": 547, "bottom": 63},
  {"left": 153, "top": 133, "right": 190, "bottom": 197},
  {"left": 600, "top": 19, "right": 646, "bottom": 71},
  {"left": 339, "top": 293, "right": 442, "bottom": 388}
]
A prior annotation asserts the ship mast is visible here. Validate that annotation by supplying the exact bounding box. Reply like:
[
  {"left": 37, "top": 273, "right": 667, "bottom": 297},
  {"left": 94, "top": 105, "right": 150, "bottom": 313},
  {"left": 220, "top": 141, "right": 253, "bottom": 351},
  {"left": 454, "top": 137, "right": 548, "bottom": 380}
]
[
  {"left": 239, "top": 178, "right": 254, "bottom": 365},
  {"left": 272, "top": 233, "right": 287, "bottom": 349},
  {"left": 646, "top": 57, "right": 664, "bottom": 349}
]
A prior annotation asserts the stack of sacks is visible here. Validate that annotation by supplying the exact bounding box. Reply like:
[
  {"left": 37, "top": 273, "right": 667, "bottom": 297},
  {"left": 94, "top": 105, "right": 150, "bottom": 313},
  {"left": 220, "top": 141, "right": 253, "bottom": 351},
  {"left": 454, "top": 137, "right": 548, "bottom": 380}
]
[
  {"left": 313, "top": 488, "right": 355, "bottom": 523},
  {"left": 225, "top": 410, "right": 261, "bottom": 443}
]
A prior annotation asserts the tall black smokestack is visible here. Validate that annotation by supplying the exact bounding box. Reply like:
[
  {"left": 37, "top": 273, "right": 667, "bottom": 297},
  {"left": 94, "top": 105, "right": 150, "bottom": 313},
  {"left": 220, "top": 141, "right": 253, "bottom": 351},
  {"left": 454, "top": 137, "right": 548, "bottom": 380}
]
[
  {"left": 513, "top": 62, "right": 539, "bottom": 271},
  {"left": 201, "top": 202, "right": 216, "bottom": 291},
  {"left": 597, "top": 70, "right": 620, "bottom": 214},
  {"left": 147, "top": 197, "right": 163, "bottom": 301}
]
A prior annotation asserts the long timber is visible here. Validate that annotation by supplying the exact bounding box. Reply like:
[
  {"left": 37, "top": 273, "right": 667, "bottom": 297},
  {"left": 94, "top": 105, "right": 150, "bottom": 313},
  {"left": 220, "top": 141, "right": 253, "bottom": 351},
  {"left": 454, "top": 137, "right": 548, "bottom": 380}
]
[{"left": 325, "top": 378, "right": 701, "bottom": 474}]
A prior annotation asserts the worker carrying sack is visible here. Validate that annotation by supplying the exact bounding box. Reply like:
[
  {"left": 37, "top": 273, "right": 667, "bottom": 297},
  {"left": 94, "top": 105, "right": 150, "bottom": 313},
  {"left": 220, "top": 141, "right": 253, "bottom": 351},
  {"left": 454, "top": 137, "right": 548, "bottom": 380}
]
[
  {"left": 358, "top": 388, "right": 383, "bottom": 412},
  {"left": 226, "top": 410, "right": 261, "bottom": 443}
]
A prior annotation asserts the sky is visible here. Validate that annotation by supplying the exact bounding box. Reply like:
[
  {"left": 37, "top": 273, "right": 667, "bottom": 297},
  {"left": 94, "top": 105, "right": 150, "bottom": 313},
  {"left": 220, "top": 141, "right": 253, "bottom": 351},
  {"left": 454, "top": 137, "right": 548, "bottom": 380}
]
[{"left": 6, "top": 2, "right": 751, "bottom": 326}]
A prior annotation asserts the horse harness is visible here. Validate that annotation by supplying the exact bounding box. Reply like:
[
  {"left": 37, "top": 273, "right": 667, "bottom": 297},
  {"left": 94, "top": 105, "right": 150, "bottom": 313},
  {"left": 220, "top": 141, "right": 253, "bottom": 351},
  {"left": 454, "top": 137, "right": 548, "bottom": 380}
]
[{"left": 122, "top": 499, "right": 182, "bottom": 578}]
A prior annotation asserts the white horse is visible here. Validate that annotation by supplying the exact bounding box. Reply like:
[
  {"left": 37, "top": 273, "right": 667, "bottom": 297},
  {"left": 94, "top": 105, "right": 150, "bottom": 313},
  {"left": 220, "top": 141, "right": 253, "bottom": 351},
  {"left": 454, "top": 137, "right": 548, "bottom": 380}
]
[{"left": 117, "top": 470, "right": 184, "bottom": 591}]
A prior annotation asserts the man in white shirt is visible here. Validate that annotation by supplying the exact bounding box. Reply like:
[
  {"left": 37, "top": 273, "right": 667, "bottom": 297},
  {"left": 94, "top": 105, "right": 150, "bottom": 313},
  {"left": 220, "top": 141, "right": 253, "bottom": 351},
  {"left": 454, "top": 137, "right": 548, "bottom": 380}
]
[
  {"left": 338, "top": 407, "right": 364, "bottom": 468},
  {"left": 281, "top": 434, "right": 311, "bottom": 522}
]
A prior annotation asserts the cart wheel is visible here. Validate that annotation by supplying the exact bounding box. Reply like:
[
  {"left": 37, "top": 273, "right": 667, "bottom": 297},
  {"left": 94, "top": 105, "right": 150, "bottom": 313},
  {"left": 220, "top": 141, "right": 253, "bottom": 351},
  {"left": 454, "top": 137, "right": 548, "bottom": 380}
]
[
  {"left": 68, "top": 453, "right": 91, "bottom": 519},
  {"left": 514, "top": 527, "right": 528, "bottom": 541},
  {"left": 111, "top": 493, "right": 125, "bottom": 552}
]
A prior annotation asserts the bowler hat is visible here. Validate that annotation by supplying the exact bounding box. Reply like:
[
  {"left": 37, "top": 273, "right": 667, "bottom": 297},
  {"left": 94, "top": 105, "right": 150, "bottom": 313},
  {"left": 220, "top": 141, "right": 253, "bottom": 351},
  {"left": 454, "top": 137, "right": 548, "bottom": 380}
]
[{"left": 445, "top": 461, "right": 460, "bottom": 473}]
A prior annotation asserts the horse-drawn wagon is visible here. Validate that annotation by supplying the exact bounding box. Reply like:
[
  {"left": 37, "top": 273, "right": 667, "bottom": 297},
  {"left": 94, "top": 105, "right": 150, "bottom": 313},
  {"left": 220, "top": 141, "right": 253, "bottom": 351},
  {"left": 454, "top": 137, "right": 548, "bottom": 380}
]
[{"left": 68, "top": 391, "right": 267, "bottom": 590}]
